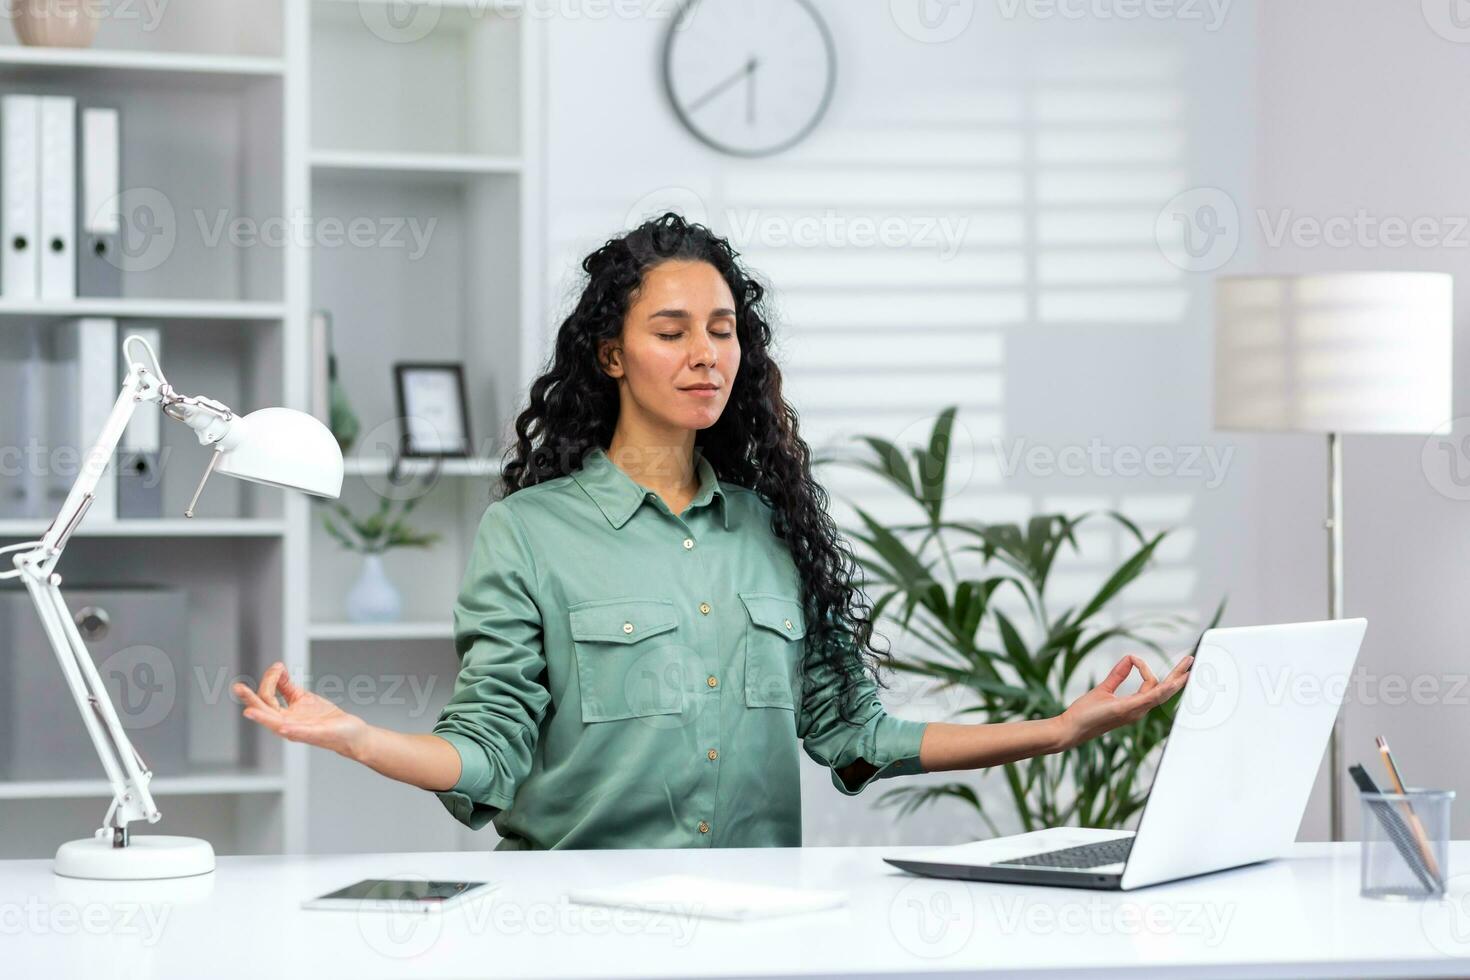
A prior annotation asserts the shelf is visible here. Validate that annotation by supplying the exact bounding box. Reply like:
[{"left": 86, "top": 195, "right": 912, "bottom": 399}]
[
  {"left": 0, "top": 47, "right": 285, "bottom": 86},
  {"left": 0, "top": 297, "right": 286, "bottom": 322},
  {"left": 0, "top": 519, "right": 289, "bottom": 539},
  {"left": 310, "top": 621, "right": 452, "bottom": 641},
  {"left": 311, "top": 149, "right": 521, "bottom": 182},
  {"left": 342, "top": 457, "right": 501, "bottom": 477},
  {"left": 0, "top": 769, "right": 286, "bottom": 800}
]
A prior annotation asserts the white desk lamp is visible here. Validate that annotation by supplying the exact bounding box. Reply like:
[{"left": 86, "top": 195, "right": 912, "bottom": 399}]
[
  {"left": 1, "top": 334, "right": 343, "bottom": 879},
  {"left": 1214, "top": 271, "right": 1452, "bottom": 841}
]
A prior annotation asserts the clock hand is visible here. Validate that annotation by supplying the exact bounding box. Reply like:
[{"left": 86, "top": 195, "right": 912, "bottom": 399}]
[
  {"left": 688, "top": 55, "right": 758, "bottom": 115},
  {"left": 746, "top": 56, "right": 758, "bottom": 125}
]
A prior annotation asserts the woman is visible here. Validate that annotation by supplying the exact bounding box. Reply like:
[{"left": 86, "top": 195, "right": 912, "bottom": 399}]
[{"left": 234, "top": 213, "right": 1192, "bottom": 850}]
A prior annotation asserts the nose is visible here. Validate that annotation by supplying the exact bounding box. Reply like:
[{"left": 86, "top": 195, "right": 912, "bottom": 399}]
[{"left": 689, "top": 330, "right": 717, "bottom": 368}]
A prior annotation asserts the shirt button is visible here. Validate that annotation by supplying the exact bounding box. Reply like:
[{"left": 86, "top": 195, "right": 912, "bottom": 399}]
[
  {"left": 697, "top": 820, "right": 710, "bottom": 834},
  {"left": 699, "top": 602, "right": 711, "bottom": 615},
  {"left": 707, "top": 675, "right": 718, "bottom": 688},
  {"left": 682, "top": 538, "right": 694, "bottom": 550},
  {"left": 622, "top": 622, "right": 634, "bottom": 634},
  {"left": 707, "top": 748, "right": 718, "bottom": 761},
  {"left": 784, "top": 619, "right": 793, "bottom": 630}
]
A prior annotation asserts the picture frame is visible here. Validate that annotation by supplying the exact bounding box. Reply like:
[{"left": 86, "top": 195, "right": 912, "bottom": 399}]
[{"left": 392, "top": 362, "right": 472, "bottom": 458}]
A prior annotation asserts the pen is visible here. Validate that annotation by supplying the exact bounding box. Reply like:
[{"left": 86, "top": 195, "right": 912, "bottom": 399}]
[{"left": 1348, "top": 763, "right": 1438, "bottom": 892}]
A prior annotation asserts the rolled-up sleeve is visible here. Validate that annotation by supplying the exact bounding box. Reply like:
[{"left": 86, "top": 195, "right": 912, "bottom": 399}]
[
  {"left": 797, "top": 626, "right": 928, "bottom": 796},
  {"left": 431, "top": 500, "right": 551, "bottom": 830}
]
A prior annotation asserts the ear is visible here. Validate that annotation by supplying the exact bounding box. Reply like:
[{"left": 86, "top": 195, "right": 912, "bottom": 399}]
[{"left": 598, "top": 338, "right": 624, "bottom": 379}]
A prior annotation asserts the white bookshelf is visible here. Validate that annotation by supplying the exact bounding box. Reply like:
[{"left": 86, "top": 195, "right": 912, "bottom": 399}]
[{"left": 0, "top": 0, "right": 545, "bottom": 859}]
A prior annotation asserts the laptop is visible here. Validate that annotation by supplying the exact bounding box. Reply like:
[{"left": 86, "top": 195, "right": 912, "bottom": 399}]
[{"left": 884, "top": 618, "right": 1367, "bottom": 890}]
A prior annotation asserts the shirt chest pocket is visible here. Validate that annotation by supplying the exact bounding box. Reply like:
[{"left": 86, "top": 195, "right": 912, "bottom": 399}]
[
  {"left": 568, "top": 597, "right": 686, "bottom": 723},
  {"left": 739, "top": 592, "right": 807, "bottom": 710}
]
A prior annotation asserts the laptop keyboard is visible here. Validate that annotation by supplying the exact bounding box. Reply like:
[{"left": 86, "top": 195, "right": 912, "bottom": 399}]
[{"left": 996, "top": 836, "right": 1134, "bottom": 869}]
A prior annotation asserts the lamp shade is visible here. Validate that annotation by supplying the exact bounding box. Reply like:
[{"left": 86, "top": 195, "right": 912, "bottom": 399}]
[
  {"left": 214, "top": 407, "right": 344, "bottom": 498},
  {"left": 1214, "top": 272, "right": 1453, "bottom": 434}
]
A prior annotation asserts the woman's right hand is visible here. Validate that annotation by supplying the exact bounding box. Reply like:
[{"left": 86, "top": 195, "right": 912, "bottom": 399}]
[{"left": 233, "top": 661, "right": 369, "bottom": 759}]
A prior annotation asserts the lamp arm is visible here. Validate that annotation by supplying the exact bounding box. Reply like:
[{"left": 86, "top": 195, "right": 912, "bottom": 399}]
[
  {"left": 37, "top": 362, "right": 164, "bottom": 563},
  {"left": 7, "top": 361, "right": 171, "bottom": 845}
]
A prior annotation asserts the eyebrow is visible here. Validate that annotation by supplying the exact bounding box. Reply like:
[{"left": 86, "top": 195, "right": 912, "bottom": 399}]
[{"left": 648, "top": 308, "right": 737, "bottom": 320}]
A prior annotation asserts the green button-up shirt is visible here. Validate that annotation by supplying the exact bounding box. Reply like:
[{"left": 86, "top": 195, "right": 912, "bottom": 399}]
[{"left": 431, "top": 445, "right": 928, "bottom": 849}]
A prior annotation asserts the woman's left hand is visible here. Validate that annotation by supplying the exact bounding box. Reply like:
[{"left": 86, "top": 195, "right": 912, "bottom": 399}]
[{"left": 1054, "top": 653, "right": 1193, "bottom": 750}]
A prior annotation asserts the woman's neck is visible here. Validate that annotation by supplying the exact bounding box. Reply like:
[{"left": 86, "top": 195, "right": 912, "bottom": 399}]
[{"left": 605, "top": 422, "right": 699, "bottom": 509}]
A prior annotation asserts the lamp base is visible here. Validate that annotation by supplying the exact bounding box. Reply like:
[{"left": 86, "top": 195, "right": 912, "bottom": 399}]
[{"left": 54, "top": 835, "right": 216, "bottom": 880}]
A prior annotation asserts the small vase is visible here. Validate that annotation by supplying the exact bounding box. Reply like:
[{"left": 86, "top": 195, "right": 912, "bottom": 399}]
[
  {"left": 346, "top": 554, "right": 401, "bottom": 623},
  {"left": 13, "top": 0, "right": 100, "bottom": 48}
]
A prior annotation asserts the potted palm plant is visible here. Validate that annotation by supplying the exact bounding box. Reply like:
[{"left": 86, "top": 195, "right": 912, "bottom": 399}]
[{"left": 829, "top": 407, "right": 1222, "bottom": 835}]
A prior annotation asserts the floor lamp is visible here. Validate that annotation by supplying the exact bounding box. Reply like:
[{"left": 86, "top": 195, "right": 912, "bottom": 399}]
[
  {"left": 1213, "top": 272, "right": 1453, "bottom": 841},
  {"left": 1, "top": 334, "right": 343, "bottom": 879}
]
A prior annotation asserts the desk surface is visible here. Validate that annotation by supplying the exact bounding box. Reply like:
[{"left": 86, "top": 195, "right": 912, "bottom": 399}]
[{"left": 3, "top": 841, "right": 1469, "bottom": 979}]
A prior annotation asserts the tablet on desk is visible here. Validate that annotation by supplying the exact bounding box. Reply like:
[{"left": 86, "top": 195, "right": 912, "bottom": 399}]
[{"left": 302, "top": 878, "right": 492, "bottom": 913}]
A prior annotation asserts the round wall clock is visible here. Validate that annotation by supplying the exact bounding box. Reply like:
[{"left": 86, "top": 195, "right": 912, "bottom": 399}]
[{"left": 662, "top": 0, "right": 837, "bottom": 158}]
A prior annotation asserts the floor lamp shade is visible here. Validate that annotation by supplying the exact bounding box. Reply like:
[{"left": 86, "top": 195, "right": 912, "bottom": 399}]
[{"left": 1214, "top": 272, "right": 1453, "bottom": 434}]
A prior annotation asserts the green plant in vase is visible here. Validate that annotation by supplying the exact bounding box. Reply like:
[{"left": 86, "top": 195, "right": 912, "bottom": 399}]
[
  {"left": 830, "top": 407, "right": 1223, "bottom": 836},
  {"left": 320, "top": 493, "right": 440, "bottom": 623}
]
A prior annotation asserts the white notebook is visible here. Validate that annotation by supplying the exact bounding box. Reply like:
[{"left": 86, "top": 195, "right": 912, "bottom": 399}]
[{"left": 566, "top": 874, "right": 848, "bottom": 921}]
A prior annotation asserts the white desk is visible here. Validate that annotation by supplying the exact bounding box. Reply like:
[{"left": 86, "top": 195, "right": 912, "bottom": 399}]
[{"left": 3, "top": 842, "right": 1469, "bottom": 978}]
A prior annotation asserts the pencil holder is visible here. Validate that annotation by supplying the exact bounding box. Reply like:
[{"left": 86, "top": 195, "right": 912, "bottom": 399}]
[{"left": 1359, "top": 788, "right": 1453, "bottom": 900}]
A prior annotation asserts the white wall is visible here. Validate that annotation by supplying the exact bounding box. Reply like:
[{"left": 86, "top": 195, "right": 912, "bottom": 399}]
[
  {"left": 538, "top": 0, "right": 1265, "bottom": 846},
  {"left": 1251, "top": 0, "right": 1470, "bottom": 840}
]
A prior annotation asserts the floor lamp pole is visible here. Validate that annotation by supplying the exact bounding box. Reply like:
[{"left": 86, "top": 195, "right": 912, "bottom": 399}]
[{"left": 1326, "top": 431, "right": 1344, "bottom": 842}]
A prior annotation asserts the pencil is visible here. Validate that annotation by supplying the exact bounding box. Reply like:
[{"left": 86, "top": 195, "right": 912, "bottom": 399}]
[{"left": 1376, "top": 736, "right": 1443, "bottom": 884}]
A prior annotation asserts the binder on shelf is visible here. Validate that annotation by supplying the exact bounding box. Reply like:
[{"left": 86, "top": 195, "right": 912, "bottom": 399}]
[
  {"left": 2, "top": 95, "right": 40, "bottom": 299},
  {"left": 47, "top": 317, "right": 117, "bottom": 521},
  {"left": 117, "top": 324, "right": 162, "bottom": 518},
  {"left": 0, "top": 322, "right": 43, "bottom": 518},
  {"left": 77, "top": 104, "right": 121, "bottom": 298},
  {"left": 38, "top": 95, "right": 76, "bottom": 299}
]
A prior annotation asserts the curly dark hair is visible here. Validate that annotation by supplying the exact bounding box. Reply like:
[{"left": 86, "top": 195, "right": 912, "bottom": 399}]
[{"left": 498, "top": 211, "right": 891, "bottom": 720}]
